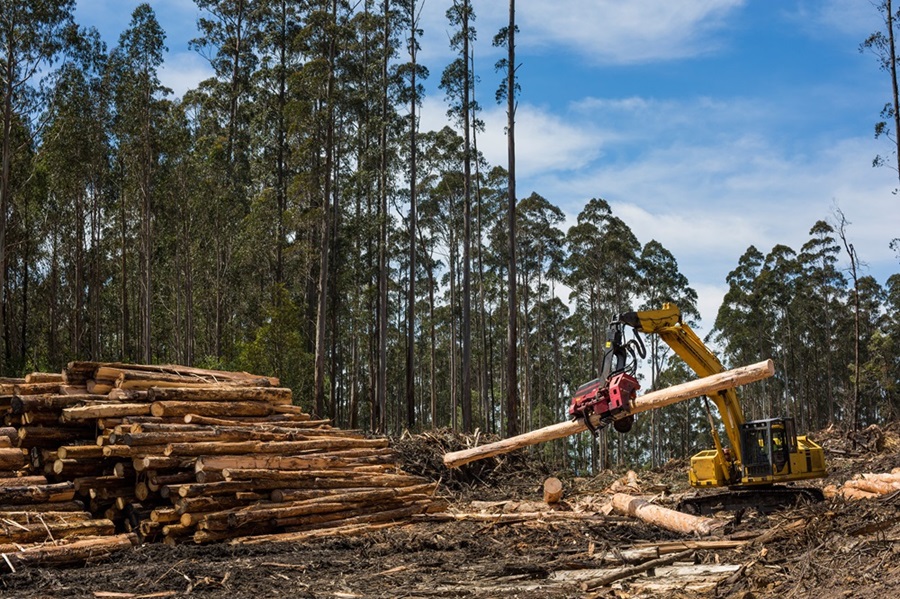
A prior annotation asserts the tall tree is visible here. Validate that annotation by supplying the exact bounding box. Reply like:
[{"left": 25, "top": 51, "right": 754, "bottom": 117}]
[
  {"left": 400, "top": 0, "right": 426, "bottom": 429},
  {"left": 40, "top": 26, "right": 110, "bottom": 363},
  {"left": 861, "top": 0, "right": 900, "bottom": 187},
  {"left": 798, "top": 220, "right": 846, "bottom": 425},
  {"left": 191, "top": 0, "right": 260, "bottom": 359},
  {"left": 441, "top": 0, "right": 476, "bottom": 431},
  {"left": 0, "top": 0, "right": 73, "bottom": 373},
  {"left": 110, "top": 3, "right": 171, "bottom": 364},
  {"left": 493, "top": 0, "right": 519, "bottom": 437}
]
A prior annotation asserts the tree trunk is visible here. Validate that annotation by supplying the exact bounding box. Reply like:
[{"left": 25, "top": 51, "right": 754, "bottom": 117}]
[
  {"left": 460, "top": 0, "right": 473, "bottom": 433},
  {"left": 505, "top": 0, "right": 518, "bottom": 436},
  {"left": 406, "top": 0, "right": 419, "bottom": 430},
  {"left": 314, "top": 0, "right": 339, "bottom": 419}
]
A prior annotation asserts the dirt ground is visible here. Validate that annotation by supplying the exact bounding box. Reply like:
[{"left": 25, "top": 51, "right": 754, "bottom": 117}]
[{"left": 2, "top": 426, "right": 899, "bottom": 599}]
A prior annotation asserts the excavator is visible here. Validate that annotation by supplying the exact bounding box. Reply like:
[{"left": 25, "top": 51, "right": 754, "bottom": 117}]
[{"left": 569, "top": 303, "right": 826, "bottom": 514}]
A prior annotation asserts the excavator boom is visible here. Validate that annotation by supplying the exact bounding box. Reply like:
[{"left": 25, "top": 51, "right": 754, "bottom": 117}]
[{"left": 614, "top": 304, "right": 826, "bottom": 511}]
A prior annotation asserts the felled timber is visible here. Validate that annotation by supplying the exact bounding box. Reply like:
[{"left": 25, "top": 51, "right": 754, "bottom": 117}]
[
  {"left": 610, "top": 493, "right": 725, "bottom": 536},
  {"left": 148, "top": 386, "right": 293, "bottom": 404},
  {"left": 1, "top": 360, "right": 445, "bottom": 559},
  {"left": 444, "top": 359, "right": 775, "bottom": 468},
  {"left": 150, "top": 400, "right": 274, "bottom": 418},
  {"left": 61, "top": 404, "right": 152, "bottom": 421},
  {"left": 0, "top": 518, "right": 115, "bottom": 544},
  {"left": 0, "top": 482, "right": 76, "bottom": 505},
  {"left": 0, "top": 533, "right": 139, "bottom": 572},
  {"left": 0, "top": 448, "right": 27, "bottom": 470}
]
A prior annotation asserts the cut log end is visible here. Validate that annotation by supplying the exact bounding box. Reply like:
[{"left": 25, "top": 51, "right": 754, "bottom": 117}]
[{"left": 543, "top": 477, "right": 563, "bottom": 504}]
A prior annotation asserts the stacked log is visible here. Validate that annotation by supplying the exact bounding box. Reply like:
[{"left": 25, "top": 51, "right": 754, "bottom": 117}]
[
  {"left": 824, "top": 469, "right": 900, "bottom": 500},
  {"left": 0, "top": 363, "right": 444, "bottom": 559}
]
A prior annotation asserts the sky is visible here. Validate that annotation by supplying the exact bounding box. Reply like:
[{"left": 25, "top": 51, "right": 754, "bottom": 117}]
[{"left": 73, "top": 0, "right": 900, "bottom": 338}]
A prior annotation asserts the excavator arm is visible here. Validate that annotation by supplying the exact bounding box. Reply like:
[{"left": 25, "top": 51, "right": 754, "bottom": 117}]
[
  {"left": 618, "top": 305, "right": 745, "bottom": 480},
  {"left": 612, "top": 304, "right": 825, "bottom": 504}
]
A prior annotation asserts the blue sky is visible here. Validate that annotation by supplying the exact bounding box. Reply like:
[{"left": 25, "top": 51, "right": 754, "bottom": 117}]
[{"left": 74, "top": 0, "right": 900, "bottom": 336}]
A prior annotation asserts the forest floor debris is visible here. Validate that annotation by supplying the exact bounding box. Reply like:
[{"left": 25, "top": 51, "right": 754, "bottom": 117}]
[{"left": 2, "top": 425, "right": 900, "bottom": 598}]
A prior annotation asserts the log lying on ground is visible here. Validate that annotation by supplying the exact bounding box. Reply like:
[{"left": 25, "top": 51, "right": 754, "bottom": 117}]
[
  {"left": 0, "top": 518, "right": 115, "bottom": 544},
  {"left": 0, "top": 533, "right": 139, "bottom": 572},
  {"left": 444, "top": 359, "right": 774, "bottom": 468},
  {"left": 824, "top": 469, "right": 900, "bottom": 500},
  {"left": 610, "top": 493, "right": 725, "bottom": 536}
]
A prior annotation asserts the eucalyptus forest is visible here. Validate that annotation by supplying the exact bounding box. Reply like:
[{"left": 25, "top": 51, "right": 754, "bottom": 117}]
[{"left": 2, "top": 1, "right": 898, "bottom": 473}]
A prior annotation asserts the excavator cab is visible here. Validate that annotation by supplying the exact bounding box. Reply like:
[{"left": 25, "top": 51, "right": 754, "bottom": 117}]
[{"left": 739, "top": 418, "right": 796, "bottom": 480}]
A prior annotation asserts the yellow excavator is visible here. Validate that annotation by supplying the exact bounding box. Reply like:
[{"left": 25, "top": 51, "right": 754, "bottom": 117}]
[{"left": 572, "top": 303, "right": 826, "bottom": 514}]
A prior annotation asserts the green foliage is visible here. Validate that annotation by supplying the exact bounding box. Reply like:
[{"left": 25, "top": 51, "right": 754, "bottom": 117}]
[{"left": 235, "top": 286, "right": 315, "bottom": 408}]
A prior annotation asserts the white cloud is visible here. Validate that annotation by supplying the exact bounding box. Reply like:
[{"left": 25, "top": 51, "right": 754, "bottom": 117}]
[
  {"left": 160, "top": 51, "right": 214, "bottom": 98},
  {"left": 418, "top": 96, "right": 603, "bottom": 176},
  {"left": 473, "top": 92, "right": 900, "bottom": 334},
  {"left": 417, "top": 0, "right": 746, "bottom": 65},
  {"left": 787, "top": 0, "right": 882, "bottom": 39},
  {"left": 517, "top": 0, "right": 744, "bottom": 64}
]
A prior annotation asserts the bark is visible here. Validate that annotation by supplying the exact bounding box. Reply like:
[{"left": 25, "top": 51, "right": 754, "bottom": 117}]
[
  {"left": 147, "top": 386, "right": 292, "bottom": 404},
  {"left": 11, "top": 394, "right": 110, "bottom": 414},
  {"left": 0, "top": 533, "right": 138, "bottom": 572},
  {"left": 17, "top": 427, "right": 95, "bottom": 448},
  {"left": 149, "top": 400, "right": 274, "bottom": 418},
  {"left": 0, "top": 482, "right": 75, "bottom": 505},
  {"left": 61, "top": 404, "right": 152, "bottom": 421},
  {"left": 52, "top": 459, "right": 103, "bottom": 477}
]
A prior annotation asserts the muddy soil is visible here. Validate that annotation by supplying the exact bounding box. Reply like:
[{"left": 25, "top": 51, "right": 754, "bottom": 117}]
[{"left": 2, "top": 426, "right": 899, "bottom": 599}]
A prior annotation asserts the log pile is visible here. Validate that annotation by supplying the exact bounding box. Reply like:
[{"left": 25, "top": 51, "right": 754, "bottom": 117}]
[
  {"left": 0, "top": 363, "right": 443, "bottom": 565},
  {"left": 824, "top": 468, "right": 900, "bottom": 500}
]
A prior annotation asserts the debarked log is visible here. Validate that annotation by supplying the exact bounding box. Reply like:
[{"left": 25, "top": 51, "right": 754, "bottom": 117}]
[
  {"left": 443, "top": 359, "right": 775, "bottom": 468},
  {"left": 610, "top": 494, "right": 725, "bottom": 536}
]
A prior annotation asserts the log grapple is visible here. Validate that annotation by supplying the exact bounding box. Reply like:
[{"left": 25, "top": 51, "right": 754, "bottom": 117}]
[
  {"left": 568, "top": 320, "right": 645, "bottom": 435},
  {"left": 568, "top": 372, "right": 640, "bottom": 434}
]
